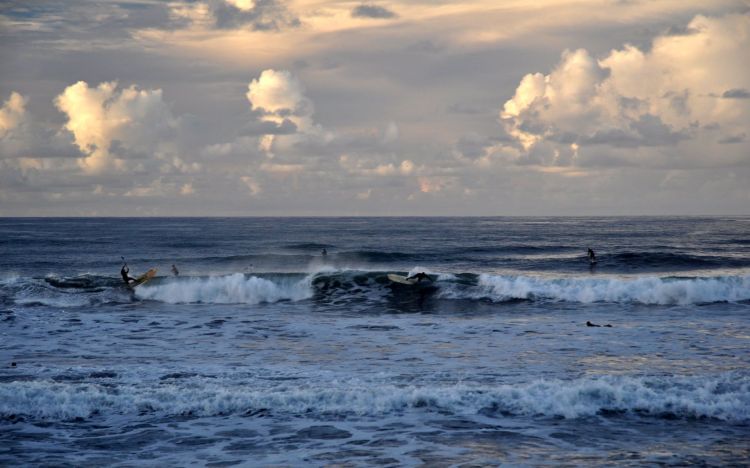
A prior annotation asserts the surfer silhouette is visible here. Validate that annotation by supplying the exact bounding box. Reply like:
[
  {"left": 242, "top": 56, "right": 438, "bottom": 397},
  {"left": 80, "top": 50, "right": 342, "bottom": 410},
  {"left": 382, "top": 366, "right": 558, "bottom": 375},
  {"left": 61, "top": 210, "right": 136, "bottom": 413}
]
[
  {"left": 120, "top": 263, "right": 137, "bottom": 285},
  {"left": 171, "top": 264, "right": 179, "bottom": 276},
  {"left": 321, "top": 248, "right": 327, "bottom": 257},
  {"left": 586, "top": 321, "right": 612, "bottom": 327},
  {"left": 406, "top": 272, "right": 430, "bottom": 283},
  {"left": 587, "top": 248, "right": 597, "bottom": 263}
]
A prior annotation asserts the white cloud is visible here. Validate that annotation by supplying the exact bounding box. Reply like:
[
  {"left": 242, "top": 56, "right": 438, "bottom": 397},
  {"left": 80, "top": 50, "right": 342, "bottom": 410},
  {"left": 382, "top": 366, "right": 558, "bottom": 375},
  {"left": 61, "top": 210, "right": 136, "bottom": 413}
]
[
  {"left": 226, "top": 0, "right": 255, "bottom": 12},
  {"left": 500, "top": 13, "right": 750, "bottom": 166},
  {"left": 55, "top": 81, "right": 178, "bottom": 174},
  {"left": 0, "top": 92, "right": 26, "bottom": 138},
  {"left": 246, "top": 69, "right": 330, "bottom": 156},
  {"left": 247, "top": 69, "right": 312, "bottom": 128}
]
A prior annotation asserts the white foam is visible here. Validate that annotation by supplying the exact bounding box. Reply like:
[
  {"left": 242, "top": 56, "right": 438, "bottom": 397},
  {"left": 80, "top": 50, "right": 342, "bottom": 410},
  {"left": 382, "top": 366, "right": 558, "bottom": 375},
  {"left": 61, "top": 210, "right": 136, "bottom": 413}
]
[
  {"left": 1, "top": 373, "right": 747, "bottom": 421},
  {"left": 135, "top": 273, "right": 314, "bottom": 304},
  {"left": 440, "top": 274, "right": 750, "bottom": 305}
]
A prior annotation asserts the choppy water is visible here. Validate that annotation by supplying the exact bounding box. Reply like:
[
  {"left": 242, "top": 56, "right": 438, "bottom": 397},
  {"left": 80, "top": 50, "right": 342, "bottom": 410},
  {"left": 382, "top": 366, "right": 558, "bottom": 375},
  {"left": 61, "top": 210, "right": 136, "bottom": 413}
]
[{"left": 1, "top": 217, "right": 749, "bottom": 466}]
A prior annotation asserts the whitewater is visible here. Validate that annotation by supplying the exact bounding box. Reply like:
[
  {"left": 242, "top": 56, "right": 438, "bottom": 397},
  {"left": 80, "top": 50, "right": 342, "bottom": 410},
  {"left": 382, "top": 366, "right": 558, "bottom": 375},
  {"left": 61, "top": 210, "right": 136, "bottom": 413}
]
[{"left": 1, "top": 217, "right": 749, "bottom": 466}]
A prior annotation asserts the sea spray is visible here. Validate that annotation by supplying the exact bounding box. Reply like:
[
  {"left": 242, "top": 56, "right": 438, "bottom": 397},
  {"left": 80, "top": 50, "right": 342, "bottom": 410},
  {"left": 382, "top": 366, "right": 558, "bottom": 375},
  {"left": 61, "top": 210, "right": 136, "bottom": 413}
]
[{"left": 135, "top": 273, "right": 314, "bottom": 304}]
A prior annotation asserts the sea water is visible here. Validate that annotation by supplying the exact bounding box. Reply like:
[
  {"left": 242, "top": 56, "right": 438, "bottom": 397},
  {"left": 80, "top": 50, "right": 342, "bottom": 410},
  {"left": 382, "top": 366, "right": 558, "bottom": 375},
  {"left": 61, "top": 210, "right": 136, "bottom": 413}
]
[{"left": 1, "top": 217, "right": 749, "bottom": 466}]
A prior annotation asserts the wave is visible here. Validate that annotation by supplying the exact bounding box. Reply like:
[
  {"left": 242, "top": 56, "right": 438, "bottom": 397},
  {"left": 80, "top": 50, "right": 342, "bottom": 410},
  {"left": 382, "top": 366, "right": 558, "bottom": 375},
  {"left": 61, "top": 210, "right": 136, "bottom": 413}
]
[
  {"left": 440, "top": 273, "right": 750, "bottom": 305},
  {"left": 135, "top": 273, "right": 314, "bottom": 304},
  {"left": 1, "top": 373, "right": 747, "bottom": 422},
  {"left": 4, "top": 271, "right": 750, "bottom": 307}
]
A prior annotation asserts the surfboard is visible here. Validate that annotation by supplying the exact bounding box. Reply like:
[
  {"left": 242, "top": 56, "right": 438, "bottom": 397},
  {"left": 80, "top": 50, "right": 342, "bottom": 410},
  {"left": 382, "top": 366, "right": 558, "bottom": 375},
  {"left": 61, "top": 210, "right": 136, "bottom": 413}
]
[
  {"left": 129, "top": 268, "right": 157, "bottom": 288},
  {"left": 387, "top": 273, "right": 419, "bottom": 285}
]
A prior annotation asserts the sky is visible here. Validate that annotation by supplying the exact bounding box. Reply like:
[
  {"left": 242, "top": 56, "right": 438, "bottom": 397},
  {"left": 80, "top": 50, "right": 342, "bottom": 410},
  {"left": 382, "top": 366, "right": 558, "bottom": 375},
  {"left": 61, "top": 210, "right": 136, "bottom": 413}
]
[{"left": 0, "top": 0, "right": 749, "bottom": 216}]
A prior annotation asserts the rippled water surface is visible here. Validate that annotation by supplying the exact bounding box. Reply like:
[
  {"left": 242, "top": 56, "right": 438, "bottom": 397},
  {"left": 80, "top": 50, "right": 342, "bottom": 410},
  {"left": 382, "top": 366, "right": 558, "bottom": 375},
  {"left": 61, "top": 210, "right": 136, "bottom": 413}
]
[{"left": 1, "top": 217, "right": 749, "bottom": 466}]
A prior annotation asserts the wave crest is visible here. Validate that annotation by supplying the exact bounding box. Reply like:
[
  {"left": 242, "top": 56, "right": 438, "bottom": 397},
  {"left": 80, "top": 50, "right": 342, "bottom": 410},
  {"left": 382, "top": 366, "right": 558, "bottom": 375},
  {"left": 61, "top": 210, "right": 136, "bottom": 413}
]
[
  {"left": 135, "top": 273, "right": 314, "bottom": 304},
  {"left": 1, "top": 373, "right": 747, "bottom": 422},
  {"left": 439, "top": 274, "right": 750, "bottom": 305}
]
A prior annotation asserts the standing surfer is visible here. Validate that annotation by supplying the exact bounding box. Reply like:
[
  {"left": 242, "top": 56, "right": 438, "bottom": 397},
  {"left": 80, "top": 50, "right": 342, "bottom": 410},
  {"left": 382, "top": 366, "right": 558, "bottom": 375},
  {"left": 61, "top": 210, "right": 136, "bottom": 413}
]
[
  {"left": 171, "top": 264, "right": 179, "bottom": 276},
  {"left": 587, "top": 248, "right": 597, "bottom": 264},
  {"left": 120, "top": 262, "right": 137, "bottom": 285}
]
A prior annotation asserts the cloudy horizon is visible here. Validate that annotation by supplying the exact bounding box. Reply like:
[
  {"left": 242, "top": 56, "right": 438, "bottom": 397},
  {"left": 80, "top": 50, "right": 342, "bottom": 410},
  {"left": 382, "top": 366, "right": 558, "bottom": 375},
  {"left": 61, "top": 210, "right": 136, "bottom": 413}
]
[{"left": 1, "top": 0, "right": 749, "bottom": 216}]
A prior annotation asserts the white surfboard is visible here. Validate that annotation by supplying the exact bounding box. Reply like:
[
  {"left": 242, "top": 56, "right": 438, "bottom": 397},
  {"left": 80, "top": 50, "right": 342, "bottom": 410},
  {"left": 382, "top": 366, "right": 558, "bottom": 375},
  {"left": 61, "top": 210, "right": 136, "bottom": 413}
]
[{"left": 387, "top": 274, "right": 419, "bottom": 285}]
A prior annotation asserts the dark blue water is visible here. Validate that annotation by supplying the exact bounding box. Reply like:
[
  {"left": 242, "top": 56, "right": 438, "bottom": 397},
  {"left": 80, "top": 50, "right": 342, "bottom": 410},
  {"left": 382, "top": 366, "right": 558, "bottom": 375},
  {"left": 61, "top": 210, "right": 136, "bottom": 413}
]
[{"left": 1, "top": 217, "right": 749, "bottom": 466}]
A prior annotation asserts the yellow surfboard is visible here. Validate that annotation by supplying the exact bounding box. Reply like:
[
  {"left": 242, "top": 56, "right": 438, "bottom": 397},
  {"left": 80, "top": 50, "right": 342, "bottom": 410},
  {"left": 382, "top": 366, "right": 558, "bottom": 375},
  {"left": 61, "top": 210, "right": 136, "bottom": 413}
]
[{"left": 129, "top": 268, "right": 157, "bottom": 288}]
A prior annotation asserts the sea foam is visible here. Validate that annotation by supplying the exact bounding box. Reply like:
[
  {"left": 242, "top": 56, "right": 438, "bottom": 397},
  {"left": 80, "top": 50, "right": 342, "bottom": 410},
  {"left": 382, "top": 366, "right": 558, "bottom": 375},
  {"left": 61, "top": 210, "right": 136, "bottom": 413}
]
[
  {"left": 2, "top": 373, "right": 747, "bottom": 422},
  {"left": 439, "top": 274, "right": 750, "bottom": 305},
  {"left": 135, "top": 273, "right": 314, "bottom": 304}
]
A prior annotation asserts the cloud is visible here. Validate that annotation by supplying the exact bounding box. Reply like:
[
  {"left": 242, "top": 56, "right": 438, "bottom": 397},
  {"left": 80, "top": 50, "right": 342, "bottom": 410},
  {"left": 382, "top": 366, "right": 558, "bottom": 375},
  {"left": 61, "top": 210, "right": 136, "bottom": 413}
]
[
  {"left": 55, "top": 81, "right": 179, "bottom": 174},
  {"left": 351, "top": 4, "right": 397, "bottom": 19},
  {"left": 0, "top": 91, "right": 81, "bottom": 161},
  {"left": 722, "top": 88, "right": 750, "bottom": 99},
  {"left": 169, "top": 0, "right": 298, "bottom": 31},
  {"left": 246, "top": 69, "right": 329, "bottom": 156},
  {"left": 500, "top": 13, "right": 750, "bottom": 166},
  {"left": 0, "top": 92, "right": 26, "bottom": 137},
  {"left": 339, "top": 154, "right": 415, "bottom": 177}
]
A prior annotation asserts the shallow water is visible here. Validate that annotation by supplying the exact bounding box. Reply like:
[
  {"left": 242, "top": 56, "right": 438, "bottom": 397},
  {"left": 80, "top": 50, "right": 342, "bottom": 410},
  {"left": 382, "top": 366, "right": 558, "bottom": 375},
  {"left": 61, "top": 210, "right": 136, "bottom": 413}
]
[{"left": 1, "top": 217, "right": 749, "bottom": 466}]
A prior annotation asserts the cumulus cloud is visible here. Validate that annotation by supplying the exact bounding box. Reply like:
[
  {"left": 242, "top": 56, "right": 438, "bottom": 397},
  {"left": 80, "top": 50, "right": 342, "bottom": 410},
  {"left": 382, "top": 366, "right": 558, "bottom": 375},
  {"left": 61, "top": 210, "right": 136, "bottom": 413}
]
[
  {"left": 246, "top": 69, "right": 328, "bottom": 155},
  {"left": 0, "top": 92, "right": 26, "bottom": 138},
  {"left": 351, "top": 4, "right": 397, "bottom": 19},
  {"left": 500, "top": 13, "right": 750, "bottom": 166},
  {"left": 55, "top": 81, "right": 179, "bottom": 174},
  {"left": 339, "top": 154, "right": 415, "bottom": 177}
]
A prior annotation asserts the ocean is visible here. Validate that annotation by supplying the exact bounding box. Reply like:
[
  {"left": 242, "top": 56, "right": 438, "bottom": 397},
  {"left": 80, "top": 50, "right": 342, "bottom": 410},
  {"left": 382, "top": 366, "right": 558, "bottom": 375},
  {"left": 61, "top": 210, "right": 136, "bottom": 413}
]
[{"left": 1, "top": 217, "right": 749, "bottom": 466}]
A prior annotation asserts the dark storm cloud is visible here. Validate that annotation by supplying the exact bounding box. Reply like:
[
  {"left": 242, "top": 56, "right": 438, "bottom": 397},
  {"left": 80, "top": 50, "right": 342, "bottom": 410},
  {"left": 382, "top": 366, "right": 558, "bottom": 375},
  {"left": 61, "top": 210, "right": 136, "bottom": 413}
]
[
  {"left": 351, "top": 4, "right": 397, "bottom": 19},
  {"left": 722, "top": 88, "right": 750, "bottom": 99},
  {"left": 585, "top": 115, "right": 689, "bottom": 148},
  {"left": 241, "top": 118, "right": 298, "bottom": 136},
  {"left": 718, "top": 133, "right": 746, "bottom": 144}
]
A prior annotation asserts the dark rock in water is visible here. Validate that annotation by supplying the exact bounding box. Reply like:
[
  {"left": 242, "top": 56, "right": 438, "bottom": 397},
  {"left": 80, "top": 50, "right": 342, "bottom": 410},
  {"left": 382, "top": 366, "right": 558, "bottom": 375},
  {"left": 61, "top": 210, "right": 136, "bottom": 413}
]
[{"left": 296, "top": 425, "right": 352, "bottom": 440}]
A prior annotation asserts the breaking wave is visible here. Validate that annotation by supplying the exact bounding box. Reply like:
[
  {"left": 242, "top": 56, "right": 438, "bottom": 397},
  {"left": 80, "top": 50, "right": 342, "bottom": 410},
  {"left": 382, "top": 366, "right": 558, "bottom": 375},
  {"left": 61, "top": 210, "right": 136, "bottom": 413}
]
[
  {"left": 440, "top": 273, "right": 750, "bottom": 305},
  {"left": 1, "top": 373, "right": 747, "bottom": 422},
  {"left": 135, "top": 273, "right": 314, "bottom": 304},
  {"left": 3, "top": 271, "right": 750, "bottom": 307}
]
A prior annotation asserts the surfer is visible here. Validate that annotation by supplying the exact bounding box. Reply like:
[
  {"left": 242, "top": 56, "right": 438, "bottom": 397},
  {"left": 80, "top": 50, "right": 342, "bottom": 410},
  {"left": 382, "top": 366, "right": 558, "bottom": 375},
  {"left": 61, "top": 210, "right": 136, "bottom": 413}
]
[
  {"left": 321, "top": 248, "right": 327, "bottom": 257},
  {"left": 171, "top": 264, "right": 179, "bottom": 276},
  {"left": 587, "top": 248, "right": 597, "bottom": 263},
  {"left": 406, "top": 272, "right": 430, "bottom": 283},
  {"left": 120, "top": 263, "right": 137, "bottom": 285},
  {"left": 586, "top": 321, "right": 612, "bottom": 327}
]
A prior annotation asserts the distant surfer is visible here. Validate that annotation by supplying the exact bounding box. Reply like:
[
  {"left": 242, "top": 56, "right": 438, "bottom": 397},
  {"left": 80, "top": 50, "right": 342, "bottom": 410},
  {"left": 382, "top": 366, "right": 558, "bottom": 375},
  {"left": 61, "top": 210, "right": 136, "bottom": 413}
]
[
  {"left": 406, "top": 272, "right": 430, "bottom": 283},
  {"left": 586, "top": 321, "right": 612, "bottom": 327},
  {"left": 321, "top": 248, "right": 327, "bottom": 257},
  {"left": 171, "top": 264, "right": 179, "bottom": 276},
  {"left": 587, "top": 248, "right": 597, "bottom": 264},
  {"left": 120, "top": 263, "right": 137, "bottom": 285}
]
